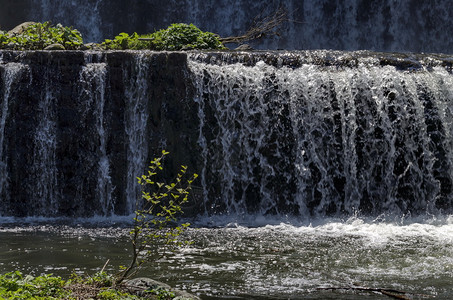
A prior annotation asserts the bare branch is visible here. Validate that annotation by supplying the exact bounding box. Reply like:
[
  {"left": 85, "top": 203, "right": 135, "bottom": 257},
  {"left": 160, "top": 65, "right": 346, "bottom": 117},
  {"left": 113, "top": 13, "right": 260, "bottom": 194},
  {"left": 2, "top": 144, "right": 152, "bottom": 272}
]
[
  {"left": 220, "top": 6, "right": 288, "bottom": 45},
  {"left": 318, "top": 286, "right": 435, "bottom": 299}
]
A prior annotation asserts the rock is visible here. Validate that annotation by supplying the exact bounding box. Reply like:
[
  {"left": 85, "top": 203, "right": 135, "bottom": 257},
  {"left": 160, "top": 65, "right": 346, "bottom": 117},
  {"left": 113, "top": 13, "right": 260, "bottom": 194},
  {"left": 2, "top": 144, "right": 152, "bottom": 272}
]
[
  {"left": 8, "top": 21, "right": 37, "bottom": 35},
  {"left": 44, "top": 43, "right": 65, "bottom": 50},
  {"left": 123, "top": 277, "right": 201, "bottom": 300},
  {"left": 173, "top": 291, "right": 201, "bottom": 300},
  {"left": 181, "top": 45, "right": 195, "bottom": 51},
  {"left": 81, "top": 43, "right": 103, "bottom": 50},
  {"left": 124, "top": 277, "right": 172, "bottom": 293},
  {"left": 5, "top": 42, "right": 18, "bottom": 49},
  {"left": 235, "top": 44, "right": 254, "bottom": 51}
]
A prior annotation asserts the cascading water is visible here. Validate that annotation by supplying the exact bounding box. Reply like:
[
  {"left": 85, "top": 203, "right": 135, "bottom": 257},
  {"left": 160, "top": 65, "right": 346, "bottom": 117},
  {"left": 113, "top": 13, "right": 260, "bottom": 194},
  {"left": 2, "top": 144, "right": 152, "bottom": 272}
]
[
  {"left": 30, "top": 0, "right": 104, "bottom": 43},
  {"left": 0, "top": 51, "right": 452, "bottom": 300},
  {"left": 124, "top": 53, "right": 151, "bottom": 215},
  {"left": 0, "top": 63, "right": 27, "bottom": 215},
  {"left": 0, "top": 50, "right": 197, "bottom": 218},
  {"left": 79, "top": 59, "right": 114, "bottom": 216},
  {"left": 30, "top": 79, "right": 59, "bottom": 215},
  {"left": 189, "top": 52, "right": 453, "bottom": 217},
  {"left": 0, "top": 50, "right": 452, "bottom": 219}
]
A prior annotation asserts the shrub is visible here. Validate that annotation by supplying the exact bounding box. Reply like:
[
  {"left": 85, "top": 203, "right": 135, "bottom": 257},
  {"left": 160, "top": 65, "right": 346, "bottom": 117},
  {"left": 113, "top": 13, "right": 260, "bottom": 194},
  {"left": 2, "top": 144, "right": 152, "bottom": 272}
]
[
  {"left": 0, "top": 271, "right": 69, "bottom": 299},
  {"left": 0, "top": 152, "right": 197, "bottom": 299},
  {"left": 0, "top": 22, "right": 83, "bottom": 50},
  {"left": 115, "top": 150, "right": 198, "bottom": 285},
  {"left": 143, "top": 23, "right": 225, "bottom": 50},
  {"left": 96, "top": 289, "right": 140, "bottom": 300},
  {"left": 102, "top": 32, "right": 139, "bottom": 50},
  {"left": 103, "top": 23, "right": 226, "bottom": 51}
]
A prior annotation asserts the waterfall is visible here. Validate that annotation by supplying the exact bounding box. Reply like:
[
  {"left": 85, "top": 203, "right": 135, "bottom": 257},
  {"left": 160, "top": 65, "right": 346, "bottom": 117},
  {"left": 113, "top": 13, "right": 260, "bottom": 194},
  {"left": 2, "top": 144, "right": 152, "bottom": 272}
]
[
  {"left": 1, "top": 50, "right": 453, "bottom": 218},
  {"left": 30, "top": 73, "right": 59, "bottom": 215},
  {"left": 188, "top": 52, "right": 453, "bottom": 217},
  {"left": 124, "top": 53, "right": 151, "bottom": 214},
  {"left": 31, "top": 0, "right": 104, "bottom": 43},
  {"left": 0, "top": 63, "right": 27, "bottom": 214},
  {"left": 79, "top": 60, "right": 113, "bottom": 216}
]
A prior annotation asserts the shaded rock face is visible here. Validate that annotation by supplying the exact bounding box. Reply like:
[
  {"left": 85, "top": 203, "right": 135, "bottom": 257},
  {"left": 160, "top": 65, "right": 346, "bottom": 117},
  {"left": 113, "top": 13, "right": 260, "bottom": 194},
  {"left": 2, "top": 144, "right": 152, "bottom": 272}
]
[
  {"left": 0, "top": 51, "right": 199, "bottom": 217},
  {"left": 2, "top": 0, "right": 453, "bottom": 53}
]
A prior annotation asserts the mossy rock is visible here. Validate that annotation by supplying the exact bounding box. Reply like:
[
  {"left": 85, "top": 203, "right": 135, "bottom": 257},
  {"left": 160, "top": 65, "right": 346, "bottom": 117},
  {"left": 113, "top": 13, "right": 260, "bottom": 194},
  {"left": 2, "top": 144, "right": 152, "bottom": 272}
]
[
  {"left": 8, "top": 21, "right": 37, "bottom": 34},
  {"left": 123, "top": 278, "right": 201, "bottom": 300},
  {"left": 44, "top": 43, "right": 65, "bottom": 50}
]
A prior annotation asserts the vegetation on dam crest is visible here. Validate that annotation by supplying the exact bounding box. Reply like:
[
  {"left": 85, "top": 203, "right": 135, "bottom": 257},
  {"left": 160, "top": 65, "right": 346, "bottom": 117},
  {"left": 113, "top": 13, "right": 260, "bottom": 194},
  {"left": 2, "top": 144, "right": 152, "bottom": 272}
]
[{"left": 0, "top": 22, "right": 226, "bottom": 51}]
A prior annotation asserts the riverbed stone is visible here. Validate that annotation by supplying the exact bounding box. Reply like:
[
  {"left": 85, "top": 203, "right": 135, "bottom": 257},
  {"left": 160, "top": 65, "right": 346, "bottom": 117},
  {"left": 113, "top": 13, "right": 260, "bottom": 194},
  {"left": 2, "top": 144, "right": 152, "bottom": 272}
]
[{"left": 123, "top": 277, "right": 200, "bottom": 300}]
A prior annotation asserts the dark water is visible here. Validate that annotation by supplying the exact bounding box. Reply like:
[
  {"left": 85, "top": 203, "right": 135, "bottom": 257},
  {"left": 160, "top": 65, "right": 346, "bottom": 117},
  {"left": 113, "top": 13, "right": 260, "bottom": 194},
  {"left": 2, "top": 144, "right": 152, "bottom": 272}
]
[{"left": 0, "top": 215, "right": 452, "bottom": 299}]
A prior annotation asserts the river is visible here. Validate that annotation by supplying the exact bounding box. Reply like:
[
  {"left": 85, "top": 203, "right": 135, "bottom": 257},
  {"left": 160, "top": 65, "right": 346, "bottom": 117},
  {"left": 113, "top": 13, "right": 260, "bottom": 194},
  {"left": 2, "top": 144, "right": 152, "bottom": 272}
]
[{"left": 0, "top": 215, "right": 451, "bottom": 299}]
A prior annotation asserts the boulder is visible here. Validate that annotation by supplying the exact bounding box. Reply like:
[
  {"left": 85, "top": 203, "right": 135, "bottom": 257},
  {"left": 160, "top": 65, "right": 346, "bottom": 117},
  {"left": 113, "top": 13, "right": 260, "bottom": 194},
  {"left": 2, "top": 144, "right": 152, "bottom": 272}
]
[
  {"left": 8, "top": 21, "right": 37, "bottom": 35},
  {"left": 44, "top": 43, "right": 66, "bottom": 50},
  {"left": 81, "top": 43, "right": 103, "bottom": 50},
  {"left": 235, "top": 44, "right": 254, "bottom": 51},
  {"left": 123, "top": 277, "right": 201, "bottom": 300}
]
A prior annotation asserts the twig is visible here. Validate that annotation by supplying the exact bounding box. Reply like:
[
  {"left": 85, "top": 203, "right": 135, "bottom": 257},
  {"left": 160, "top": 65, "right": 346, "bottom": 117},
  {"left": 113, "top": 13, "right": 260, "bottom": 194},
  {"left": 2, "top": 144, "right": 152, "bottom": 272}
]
[
  {"left": 219, "top": 6, "right": 288, "bottom": 44},
  {"left": 318, "top": 286, "right": 435, "bottom": 299},
  {"left": 100, "top": 259, "right": 110, "bottom": 273}
]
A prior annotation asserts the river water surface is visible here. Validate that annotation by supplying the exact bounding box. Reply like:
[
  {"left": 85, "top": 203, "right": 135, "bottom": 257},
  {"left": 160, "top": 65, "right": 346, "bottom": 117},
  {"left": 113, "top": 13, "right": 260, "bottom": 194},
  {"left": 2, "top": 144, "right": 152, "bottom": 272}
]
[{"left": 0, "top": 215, "right": 452, "bottom": 299}]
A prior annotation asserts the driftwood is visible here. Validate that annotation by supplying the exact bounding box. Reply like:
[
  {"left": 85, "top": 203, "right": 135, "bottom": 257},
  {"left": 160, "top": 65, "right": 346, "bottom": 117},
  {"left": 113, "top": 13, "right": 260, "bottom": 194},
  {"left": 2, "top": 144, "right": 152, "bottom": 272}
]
[
  {"left": 318, "top": 286, "right": 435, "bottom": 299},
  {"left": 219, "top": 7, "right": 288, "bottom": 45}
]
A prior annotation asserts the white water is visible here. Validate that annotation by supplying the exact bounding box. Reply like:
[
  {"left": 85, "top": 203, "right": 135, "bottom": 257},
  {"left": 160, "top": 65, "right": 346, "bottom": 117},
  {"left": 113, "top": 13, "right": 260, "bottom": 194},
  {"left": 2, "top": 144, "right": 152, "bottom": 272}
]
[
  {"left": 178, "top": 216, "right": 453, "bottom": 299},
  {"left": 30, "top": 72, "right": 59, "bottom": 215},
  {"left": 124, "top": 52, "right": 151, "bottom": 214},
  {"left": 79, "top": 61, "right": 113, "bottom": 215},
  {"left": 0, "top": 215, "right": 451, "bottom": 299},
  {"left": 0, "top": 63, "right": 26, "bottom": 206},
  {"left": 189, "top": 56, "right": 453, "bottom": 217},
  {"left": 31, "top": 0, "right": 104, "bottom": 43}
]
